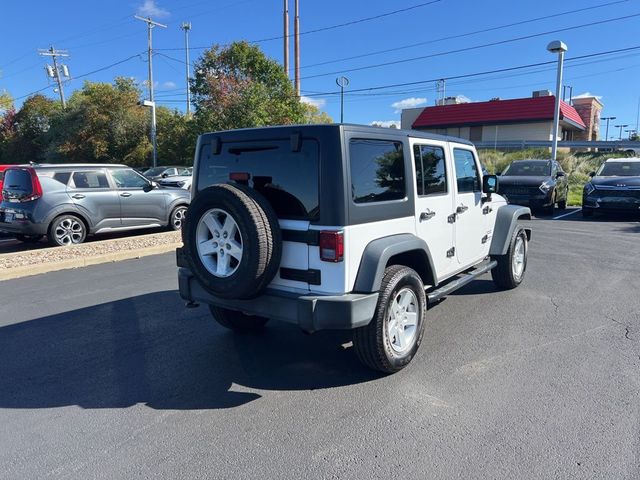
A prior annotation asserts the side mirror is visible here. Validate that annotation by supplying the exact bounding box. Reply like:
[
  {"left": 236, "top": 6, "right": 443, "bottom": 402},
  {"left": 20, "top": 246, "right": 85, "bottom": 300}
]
[
  {"left": 161, "top": 173, "right": 169, "bottom": 178},
  {"left": 483, "top": 175, "right": 498, "bottom": 196},
  {"left": 143, "top": 182, "right": 155, "bottom": 192},
  {"left": 589, "top": 171, "right": 596, "bottom": 177},
  {"left": 556, "top": 171, "right": 566, "bottom": 178}
]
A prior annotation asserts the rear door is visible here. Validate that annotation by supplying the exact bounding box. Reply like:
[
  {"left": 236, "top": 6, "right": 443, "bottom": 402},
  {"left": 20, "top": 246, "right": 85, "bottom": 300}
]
[
  {"left": 196, "top": 138, "right": 320, "bottom": 292},
  {"left": 451, "top": 147, "right": 486, "bottom": 267},
  {"left": 410, "top": 140, "right": 457, "bottom": 280},
  {"left": 68, "top": 170, "right": 120, "bottom": 231},
  {"left": 109, "top": 169, "right": 167, "bottom": 227}
]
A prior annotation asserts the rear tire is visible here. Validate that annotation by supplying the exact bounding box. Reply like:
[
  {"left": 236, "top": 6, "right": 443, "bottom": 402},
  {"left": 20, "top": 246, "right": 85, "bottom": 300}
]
[
  {"left": 209, "top": 305, "right": 269, "bottom": 332},
  {"left": 491, "top": 227, "right": 528, "bottom": 290},
  {"left": 169, "top": 205, "right": 188, "bottom": 231},
  {"left": 557, "top": 198, "right": 567, "bottom": 210},
  {"left": 48, "top": 214, "right": 87, "bottom": 247},
  {"left": 353, "top": 265, "right": 426, "bottom": 374}
]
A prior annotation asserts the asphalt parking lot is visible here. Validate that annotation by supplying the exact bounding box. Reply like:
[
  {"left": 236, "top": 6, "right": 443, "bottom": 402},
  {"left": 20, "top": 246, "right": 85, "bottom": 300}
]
[{"left": 1, "top": 210, "right": 638, "bottom": 479}]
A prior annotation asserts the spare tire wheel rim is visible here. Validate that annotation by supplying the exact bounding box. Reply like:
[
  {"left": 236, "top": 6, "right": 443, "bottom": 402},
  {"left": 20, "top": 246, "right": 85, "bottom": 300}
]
[{"left": 196, "top": 208, "right": 244, "bottom": 278}]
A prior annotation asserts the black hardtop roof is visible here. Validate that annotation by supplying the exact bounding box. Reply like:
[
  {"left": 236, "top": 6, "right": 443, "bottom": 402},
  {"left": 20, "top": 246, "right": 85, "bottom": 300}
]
[{"left": 200, "top": 123, "right": 474, "bottom": 146}]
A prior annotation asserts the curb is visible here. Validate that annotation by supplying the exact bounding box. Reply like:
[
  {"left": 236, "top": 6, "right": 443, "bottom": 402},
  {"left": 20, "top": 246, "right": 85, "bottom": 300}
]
[{"left": 0, "top": 241, "right": 181, "bottom": 282}]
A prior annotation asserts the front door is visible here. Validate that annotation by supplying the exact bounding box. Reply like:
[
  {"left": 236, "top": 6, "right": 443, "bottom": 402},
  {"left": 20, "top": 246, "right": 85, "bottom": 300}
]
[
  {"left": 451, "top": 147, "right": 486, "bottom": 267},
  {"left": 412, "top": 141, "right": 457, "bottom": 281}
]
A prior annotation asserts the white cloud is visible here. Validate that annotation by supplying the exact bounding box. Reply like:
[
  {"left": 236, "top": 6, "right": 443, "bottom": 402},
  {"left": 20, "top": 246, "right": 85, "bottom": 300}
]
[
  {"left": 391, "top": 97, "right": 427, "bottom": 113},
  {"left": 300, "top": 96, "right": 326, "bottom": 109},
  {"left": 161, "top": 81, "right": 177, "bottom": 89},
  {"left": 573, "top": 92, "right": 603, "bottom": 100},
  {"left": 370, "top": 120, "right": 401, "bottom": 129},
  {"left": 137, "top": 0, "right": 169, "bottom": 18}
]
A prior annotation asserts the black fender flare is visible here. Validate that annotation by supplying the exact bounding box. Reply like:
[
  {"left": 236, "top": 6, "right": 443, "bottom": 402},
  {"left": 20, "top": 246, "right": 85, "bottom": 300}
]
[
  {"left": 353, "top": 233, "right": 436, "bottom": 293},
  {"left": 489, "top": 204, "right": 532, "bottom": 256}
]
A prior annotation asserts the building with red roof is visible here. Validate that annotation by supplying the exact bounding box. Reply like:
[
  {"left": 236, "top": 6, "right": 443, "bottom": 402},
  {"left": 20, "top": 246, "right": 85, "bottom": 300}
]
[{"left": 401, "top": 91, "right": 602, "bottom": 143}]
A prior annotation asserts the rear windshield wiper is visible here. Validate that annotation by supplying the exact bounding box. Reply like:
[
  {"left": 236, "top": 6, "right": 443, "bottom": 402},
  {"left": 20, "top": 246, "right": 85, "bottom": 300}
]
[{"left": 228, "top": 146, "right": 278, "bottom": 155}]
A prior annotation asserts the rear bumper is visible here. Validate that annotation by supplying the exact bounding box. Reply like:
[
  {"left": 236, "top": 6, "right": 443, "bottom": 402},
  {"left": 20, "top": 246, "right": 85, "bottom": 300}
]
[
  {"left": 178, "top": 267, "right": 378, "bottom": 333},
  {"left": 0, "top": 208, "right": 48, "bottom": 235}
]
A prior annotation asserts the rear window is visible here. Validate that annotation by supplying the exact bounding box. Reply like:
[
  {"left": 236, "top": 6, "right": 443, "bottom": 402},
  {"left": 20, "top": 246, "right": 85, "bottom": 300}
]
[
  {"left": 71, "top": 171, "right": 109, "bottom": 189},
  {"left": 197, "top": 139, "right": 320, "bottom": 221},
  {"left": 2, "top": 168, "right": 32, "bottom": 194}
]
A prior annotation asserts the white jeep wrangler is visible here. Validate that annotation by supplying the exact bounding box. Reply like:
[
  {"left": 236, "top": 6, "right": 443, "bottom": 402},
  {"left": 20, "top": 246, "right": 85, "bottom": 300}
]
[{"left": 177, "top": 125, "right": 531, "bottom": 373}]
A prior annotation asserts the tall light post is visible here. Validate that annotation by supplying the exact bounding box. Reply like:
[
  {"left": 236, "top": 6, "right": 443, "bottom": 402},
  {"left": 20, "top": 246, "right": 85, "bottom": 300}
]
[
  {"left": 601, "top": 116, "right": 616, "bottom": 141},
  {"left": 614, "top": 124, "right": 628, "bottom": 140},
  {"left": 336, "top": 76, "right": 349, "bottom": 123},
  {"left": 547, "top": 40, "right": 567, "bottom": 162},
  {"left": 180, "top": 22, "right": 192, "bottom": 116}
]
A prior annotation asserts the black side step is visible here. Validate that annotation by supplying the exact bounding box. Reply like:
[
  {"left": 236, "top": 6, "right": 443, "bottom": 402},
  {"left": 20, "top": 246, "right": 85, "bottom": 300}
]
[{"left": 427, "top": 260, "right": 497, "bottom": 304}]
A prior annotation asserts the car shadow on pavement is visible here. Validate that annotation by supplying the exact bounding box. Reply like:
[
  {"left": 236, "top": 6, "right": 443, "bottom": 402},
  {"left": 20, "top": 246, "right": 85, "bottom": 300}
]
[{"left": 0, "top": 291, "right": 381, "bottom": 411}]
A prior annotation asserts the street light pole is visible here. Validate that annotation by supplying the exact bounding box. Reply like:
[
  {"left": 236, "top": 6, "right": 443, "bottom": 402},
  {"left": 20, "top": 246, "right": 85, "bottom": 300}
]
[
  {"left": 336, "top": 76, "right": 349, "bottom": 123},
  {"left": 614, "top": 124, "right": 628, "bottom": 140},
  {"left": 180, "top": 22, "right": 192, "bottom": 117},
  {"left": 547, "top": 40, "right": 567, "bottom": 162},
  {"left": 601, "top": 116, "right": 616, "bottom": 141}
]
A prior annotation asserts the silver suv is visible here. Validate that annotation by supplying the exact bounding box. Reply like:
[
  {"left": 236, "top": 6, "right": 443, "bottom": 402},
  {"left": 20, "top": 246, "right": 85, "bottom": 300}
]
[{"left": 0, "top": 164, "right": 190, "bottom": 246}]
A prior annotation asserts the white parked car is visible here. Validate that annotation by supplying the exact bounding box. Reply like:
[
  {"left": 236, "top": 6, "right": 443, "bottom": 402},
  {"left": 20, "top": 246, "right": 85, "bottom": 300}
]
[{"left": 159, "top": 172, "right": 192, "bottom": 191}]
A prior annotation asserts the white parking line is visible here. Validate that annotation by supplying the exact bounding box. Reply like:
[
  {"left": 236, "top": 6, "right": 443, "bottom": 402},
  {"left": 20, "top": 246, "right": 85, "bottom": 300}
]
[{"left": 552, "top": 209, "right": 581, "bottom": 220}]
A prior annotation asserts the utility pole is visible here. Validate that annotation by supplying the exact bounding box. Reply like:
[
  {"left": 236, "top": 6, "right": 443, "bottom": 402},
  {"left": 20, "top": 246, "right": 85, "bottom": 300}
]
[
  {"left": 435, "top": 79, "right": 446, "bottom": 105},
  {"left": 294, "top": 0, "right": 300, "bottom": 96},
  {"left": 602, "top": 116, "right": 616, "bottom": 141},
  {"left": 39, "top": 46, "right": 70, "bottom": 108},
  {"left": 180, "top": 22, "right": 192, "bottom": 116},
  {"left": 283, "top": 0, "right": 289, "bottom": 77},
  {"left": 135, "top": 15, "right": 166, "bottom": 168}
]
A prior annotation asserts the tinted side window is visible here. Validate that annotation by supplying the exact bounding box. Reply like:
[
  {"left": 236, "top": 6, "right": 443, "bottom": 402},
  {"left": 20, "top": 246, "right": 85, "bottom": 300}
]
[
  {"left": 71, "top": 171, "right": 109, "bottom": 189},
  {"left": 413, "top": 144, "right": 447, "bottom": 196},
  {"left": 350, "top": 139, "right": 405, "bottom": 204},
  {"left": 53, "top": 172, "right": 71, "bottom": 185},
  {"left": 453, "top": 149, "right": 480, "bottom": 193},
  {"left": 111, "top": 169, "right": 149, "bottom": 188}
]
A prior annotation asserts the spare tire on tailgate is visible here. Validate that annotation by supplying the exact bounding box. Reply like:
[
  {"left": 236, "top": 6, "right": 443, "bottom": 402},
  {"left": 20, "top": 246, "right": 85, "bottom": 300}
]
[{"left": 182, "top": 183, "right": 282, "bottom": 300}]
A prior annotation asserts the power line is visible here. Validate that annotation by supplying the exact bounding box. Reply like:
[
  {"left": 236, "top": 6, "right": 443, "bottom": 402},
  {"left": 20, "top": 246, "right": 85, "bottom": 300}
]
[
  {"left": 303, "top": 45, "right": 640, "bottom": 97},
  {"left": 300, "top": 12, "right": 640, "bottom": 80},
  {"left": 155, "top": 0, "right": 444, "bottom": 51},
  {"left": 300, "top": 0, "right": 629, "bottom": 70}
]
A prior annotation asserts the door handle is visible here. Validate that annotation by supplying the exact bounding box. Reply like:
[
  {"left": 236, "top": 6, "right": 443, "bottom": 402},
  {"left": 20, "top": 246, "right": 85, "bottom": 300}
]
[
  {"left": 120, "top": 192, "right": 132, "bottom": 198},
  {"left": 456, "top": 204, "right": 468, "bottom": 214},
  {"left": 420, "top": 209, "right": 436, "bottom": 221},
  {"left": 71, "top": 194, "right": 85, "bottom": 199}
]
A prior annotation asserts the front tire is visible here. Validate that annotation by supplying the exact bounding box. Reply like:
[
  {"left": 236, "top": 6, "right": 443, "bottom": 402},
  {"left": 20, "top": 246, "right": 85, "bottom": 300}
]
[
  {"left": 169, "top": 205, "right": 188, "bottom": 231},
  {"left": 353, "top": 265, "right": 427, "bottom": 374},
  {"left": 491, "top": 227, "right": 528, "bottom": 290},
  {"left": 209, "top": 305, "right": 269, "bottom": 332},
  {"left": 48, "top": 215, "right": 87, "bottom": 247}
]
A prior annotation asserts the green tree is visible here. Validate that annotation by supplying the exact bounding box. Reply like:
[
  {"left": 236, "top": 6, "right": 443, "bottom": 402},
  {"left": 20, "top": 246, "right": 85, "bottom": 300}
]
[
  {"left": 46, "top": 77, "right": 151, "bottom": 165},
  {"left": 191, "top": 41, "right": 308, "bottom": 131},
  {"left": 303, "top": 103, "right": 333, "bottom": 124},
  {"left": 0, "top": 91, "right": 13, "bottom": 112},
  {"left": 156, "top": 106, "right": 197, "bottom": 165},
  {"left": 6, "top": 94, "right": 60, "bottom": 163},
  {"left": 0, "top": 107, "right": 17, "bottom": 163}
]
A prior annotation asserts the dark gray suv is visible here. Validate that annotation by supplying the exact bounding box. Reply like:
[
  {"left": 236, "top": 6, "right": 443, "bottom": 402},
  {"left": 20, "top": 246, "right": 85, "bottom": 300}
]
[{"left": 0, "top": 164, "right": 190, "bottom": 246}]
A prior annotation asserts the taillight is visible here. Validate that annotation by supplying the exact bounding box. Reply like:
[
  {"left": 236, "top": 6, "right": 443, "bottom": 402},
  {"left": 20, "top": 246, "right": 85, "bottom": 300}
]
[
  {"left": 319, "top": 230, "right": 344, "bottom": 262},
  {"left": 29, "top": 169, "right": 43, "bottom": 201}
]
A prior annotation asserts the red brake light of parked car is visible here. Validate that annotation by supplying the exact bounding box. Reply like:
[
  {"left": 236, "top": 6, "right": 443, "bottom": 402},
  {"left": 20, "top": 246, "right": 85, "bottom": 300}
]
[
  {"left": 26, "top": 168, "right": 43, "bottom": 202},
  {"left": 319, "top": 230, "right": 344, "bottom": 262},
  {"left": 229, "top": 172, "right": 250, "bottom": 182}
]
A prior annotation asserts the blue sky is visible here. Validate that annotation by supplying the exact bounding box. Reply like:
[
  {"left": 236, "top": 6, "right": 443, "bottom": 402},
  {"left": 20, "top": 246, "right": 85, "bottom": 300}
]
[{"left": 1, "top": 0, "right": 639, "bottom": 135}]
